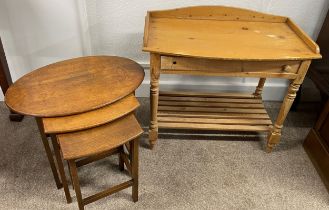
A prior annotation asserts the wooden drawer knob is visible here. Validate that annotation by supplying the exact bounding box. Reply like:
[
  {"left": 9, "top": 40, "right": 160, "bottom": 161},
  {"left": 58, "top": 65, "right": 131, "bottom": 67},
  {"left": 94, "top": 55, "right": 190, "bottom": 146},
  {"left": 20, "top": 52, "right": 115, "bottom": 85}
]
[{"left": 282, "top": 65, "right": 292, "bottom": 72}]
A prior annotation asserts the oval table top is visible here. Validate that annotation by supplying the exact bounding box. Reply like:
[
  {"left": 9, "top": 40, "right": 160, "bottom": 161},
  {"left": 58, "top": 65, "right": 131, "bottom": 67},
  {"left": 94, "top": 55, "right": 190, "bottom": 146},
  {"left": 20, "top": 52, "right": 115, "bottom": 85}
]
[{"left": 5, "top": 56, "right": 144, "bottom": 117}]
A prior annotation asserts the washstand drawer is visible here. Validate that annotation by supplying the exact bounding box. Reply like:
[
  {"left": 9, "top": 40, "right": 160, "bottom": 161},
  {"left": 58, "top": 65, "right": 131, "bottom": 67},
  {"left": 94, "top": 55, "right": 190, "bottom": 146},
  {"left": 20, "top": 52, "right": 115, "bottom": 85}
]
[{"left": 161, "top": 56, "right": 301, "bottom": 74}]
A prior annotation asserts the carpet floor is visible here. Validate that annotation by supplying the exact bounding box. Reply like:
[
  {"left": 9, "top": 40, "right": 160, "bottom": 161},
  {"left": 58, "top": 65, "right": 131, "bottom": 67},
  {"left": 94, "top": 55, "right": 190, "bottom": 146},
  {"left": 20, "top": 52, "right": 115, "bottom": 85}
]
[{"left": 0, "top": 98, "right": 328, "bottom": 210}]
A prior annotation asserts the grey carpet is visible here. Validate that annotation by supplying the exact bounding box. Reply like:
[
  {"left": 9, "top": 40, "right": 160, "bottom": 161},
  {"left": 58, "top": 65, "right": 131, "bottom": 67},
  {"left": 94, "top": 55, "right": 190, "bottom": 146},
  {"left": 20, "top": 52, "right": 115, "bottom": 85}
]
[{"left": 0, "top": 98, "right": 328, "bottom": 210}]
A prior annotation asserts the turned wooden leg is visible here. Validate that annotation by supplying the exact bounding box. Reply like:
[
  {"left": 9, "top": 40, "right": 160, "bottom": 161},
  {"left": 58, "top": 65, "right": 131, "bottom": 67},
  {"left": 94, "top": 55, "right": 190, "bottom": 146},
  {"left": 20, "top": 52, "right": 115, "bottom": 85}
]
[
  {"left": 267, "top": 61, "right": 311, "bottom": 152},
  {"left": 130, "top": 138, "right": 139, "bottom": 202},
  {"left": 267, "top": 82, "right": 300, "bottom": 152},
  {"left": 253, "top": 78, "right": 266, "bottom": 98},
  {"left": 291, "top": 85, "right": 302, "bottom": 111},
  {"left": 51, "top": 135, "right": 72, "bottom": 203},
  {"left": 149, "top": 53, "right": 160, "bottom": 149},
  {"left": 35, "top": 118, "right": 62, "bottom": 189},
  {"left": 69, "top": 160, "right": 84, "bottom": 210}
]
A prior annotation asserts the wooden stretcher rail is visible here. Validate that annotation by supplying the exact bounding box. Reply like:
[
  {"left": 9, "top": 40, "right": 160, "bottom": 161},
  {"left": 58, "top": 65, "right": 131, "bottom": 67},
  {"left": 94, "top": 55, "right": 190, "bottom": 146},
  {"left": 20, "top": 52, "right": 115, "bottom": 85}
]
[
  {"left": 159, "top": 96, "right": 263, "bottom": 103},
  {"left": 158, "top": 112, "right": 271, "bottom": 119},
  {"left": 83, "top": 180, "right": 134, "bottom": 205}
]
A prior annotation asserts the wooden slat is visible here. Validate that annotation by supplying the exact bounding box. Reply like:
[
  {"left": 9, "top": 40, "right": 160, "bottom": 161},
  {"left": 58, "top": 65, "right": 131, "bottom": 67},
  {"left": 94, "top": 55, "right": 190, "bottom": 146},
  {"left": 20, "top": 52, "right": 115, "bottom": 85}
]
[
  {"left": 158, "top": 100, "right": 264, "bottom": 108},
  {"left": 159, "top": 91, "right": 255, "bottom": 98},
  {"left": 158, "top": 122, "right": 271, "bottom": 131},
  {"left": 158, "top": 106, "right": 267, "bottom": 114},
  {"left": 161, "top": 55, "right": 300, "bottom": 74},
  {"left": 158, "top": 111, "right": 270, "bottom": 119},
  {"left": 157, "top": 91, "right": 272, "bottom": 132},
  {"left": 159, "top": 96, "right": 262, "bottom": 104},
  {"left": 158, "top": 116, "right": 272, "bottom": 125},
  {"left": 143, "top": 11, "right": 321, "bottom": 60}
]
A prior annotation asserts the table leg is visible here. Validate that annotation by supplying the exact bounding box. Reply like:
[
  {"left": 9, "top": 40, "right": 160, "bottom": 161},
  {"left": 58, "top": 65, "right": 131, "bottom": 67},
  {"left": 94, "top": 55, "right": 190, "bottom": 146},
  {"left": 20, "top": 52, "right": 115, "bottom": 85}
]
[
  {"left": 35, "top": 118, "right": 62, "bottom": 189},
  {"left": 267, "top": 60, "right": 311, "bottom": 152},
  {"left": 253, "top": 78, "right": 266, "bottom": 98},
  {"left": 68, "top": 160, "right": 84, "bottom": 210},
  {"left": 51, "top": 134, "right": 72, "bottom": 203},
  {"left": 131, "top": 137, "right": 139, "bottom": 202},
  {"left": 149, "top": 53, "right": 160, "bottom": 149},
  {"left": 267, "top": 82, "right": 300, "bottom": 152}
]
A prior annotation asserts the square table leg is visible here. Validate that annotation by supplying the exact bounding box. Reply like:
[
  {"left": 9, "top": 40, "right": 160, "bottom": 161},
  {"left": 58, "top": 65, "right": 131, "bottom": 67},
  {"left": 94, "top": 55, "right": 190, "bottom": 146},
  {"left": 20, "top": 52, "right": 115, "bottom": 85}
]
[
  {"left": 130, "top": 137, "right": 139, "bottom": 202},
  {"left": 35, "top": 118, "right": 62, "bottom": 189},
  {"left": 51, "top": 134, "right": 72, "bottom": 203}
]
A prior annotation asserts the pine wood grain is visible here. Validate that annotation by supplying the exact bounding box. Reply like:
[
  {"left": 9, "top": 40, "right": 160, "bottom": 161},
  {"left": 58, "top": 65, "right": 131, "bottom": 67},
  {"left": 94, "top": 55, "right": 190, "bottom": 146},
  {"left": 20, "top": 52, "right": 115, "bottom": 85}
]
[
  {"left": 161, "top": 56, "right": 301, "bottom": 74},
  {"left": 158, "top": 112, "right": 270, "bottom": 119},
  {"left": 158, "top": 122, "right": 271, "bottom": 132},
  {"left": 143, "top": 6, "right": 321, "bottom": 60},
  {"left": 157, "top": 92, "right": 272, "bottom": 132},
  {"left": 159, "top": 96, "right": 263, "bottom": 104},
  {"left": 143, "top": 6, "right": 321, "bottom": 149},
  {"left": 150, "top": 6, "right": 287, "bottom": 22}
]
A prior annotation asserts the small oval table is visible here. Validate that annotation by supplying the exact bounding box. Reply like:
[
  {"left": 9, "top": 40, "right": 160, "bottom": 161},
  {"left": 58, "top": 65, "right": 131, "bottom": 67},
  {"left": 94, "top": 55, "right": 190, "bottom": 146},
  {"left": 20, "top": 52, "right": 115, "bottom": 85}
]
[{"left": 5, "top": 56, "right": 144, "bottom": 189}]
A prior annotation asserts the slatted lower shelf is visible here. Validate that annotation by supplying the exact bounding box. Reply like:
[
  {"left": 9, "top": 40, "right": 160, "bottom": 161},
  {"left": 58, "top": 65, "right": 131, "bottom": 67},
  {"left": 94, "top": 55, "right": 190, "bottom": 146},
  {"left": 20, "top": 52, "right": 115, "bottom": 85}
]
[{"left": 157, "top": 91, "right": 272, "bottom": 132}]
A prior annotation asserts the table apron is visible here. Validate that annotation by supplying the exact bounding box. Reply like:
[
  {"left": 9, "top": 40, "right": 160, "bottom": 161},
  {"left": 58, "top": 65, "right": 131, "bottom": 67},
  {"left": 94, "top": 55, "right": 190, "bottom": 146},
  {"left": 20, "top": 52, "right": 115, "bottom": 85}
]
[{"left": 160, "top": 55, "right": 302, "bottom": 79}]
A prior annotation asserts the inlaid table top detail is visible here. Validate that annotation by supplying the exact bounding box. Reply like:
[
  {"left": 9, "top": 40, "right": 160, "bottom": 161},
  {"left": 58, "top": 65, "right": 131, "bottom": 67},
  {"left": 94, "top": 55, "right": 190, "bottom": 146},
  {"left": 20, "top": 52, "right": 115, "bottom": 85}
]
[{"left": 5, "top": 56, "right": 144, "bottom": 117}]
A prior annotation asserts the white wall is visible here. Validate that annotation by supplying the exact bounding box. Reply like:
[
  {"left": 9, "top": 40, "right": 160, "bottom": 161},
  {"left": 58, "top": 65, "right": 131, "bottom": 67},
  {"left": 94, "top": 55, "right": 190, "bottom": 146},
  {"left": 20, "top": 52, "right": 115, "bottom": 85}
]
[
  {"left": 1, "top": 0, "right": 329, "bottom": 101},
  {"left": 0, "top": 0, "right": 85, "bottom": 100}
]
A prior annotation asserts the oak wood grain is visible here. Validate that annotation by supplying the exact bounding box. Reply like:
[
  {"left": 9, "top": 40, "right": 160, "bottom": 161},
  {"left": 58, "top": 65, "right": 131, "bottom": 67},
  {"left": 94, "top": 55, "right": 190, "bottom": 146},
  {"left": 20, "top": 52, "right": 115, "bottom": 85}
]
[
  {"left": 143, "top": 6, "right": 321, "bottom": 60},
  {"left": 42, "top": 94, "right": 139, "bottom": 134},
  {"left": 5, "top": 56, "right": 144, "bottom": 117},
  {"left": 57, "top": 114, "right": 143, "bottom": 160}
]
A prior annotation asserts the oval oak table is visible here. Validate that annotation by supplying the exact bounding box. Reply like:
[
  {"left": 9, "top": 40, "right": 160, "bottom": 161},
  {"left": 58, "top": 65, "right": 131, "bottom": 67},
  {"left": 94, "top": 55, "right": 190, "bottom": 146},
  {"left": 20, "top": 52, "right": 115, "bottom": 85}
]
[{"left": 5, "top": 56, "right": 144, "bottom": 189}]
